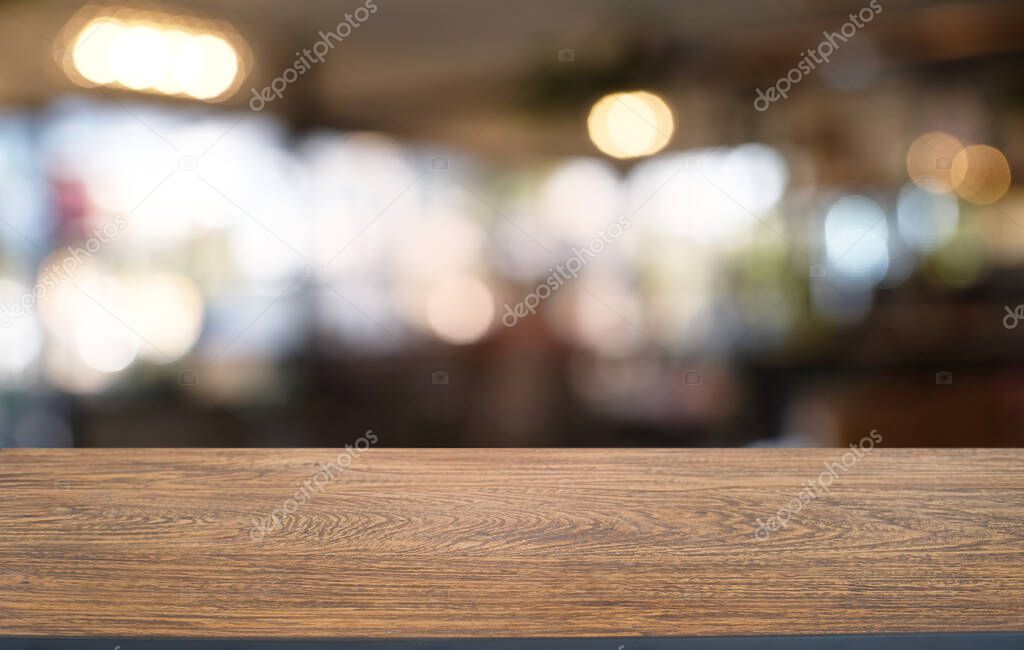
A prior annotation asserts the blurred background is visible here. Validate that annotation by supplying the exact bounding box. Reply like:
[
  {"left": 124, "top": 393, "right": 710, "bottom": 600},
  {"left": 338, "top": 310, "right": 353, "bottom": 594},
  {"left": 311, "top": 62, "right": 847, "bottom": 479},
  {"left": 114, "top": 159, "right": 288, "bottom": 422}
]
[{"left": 1, "top": 0, "right": 1023, "bottom": 447}]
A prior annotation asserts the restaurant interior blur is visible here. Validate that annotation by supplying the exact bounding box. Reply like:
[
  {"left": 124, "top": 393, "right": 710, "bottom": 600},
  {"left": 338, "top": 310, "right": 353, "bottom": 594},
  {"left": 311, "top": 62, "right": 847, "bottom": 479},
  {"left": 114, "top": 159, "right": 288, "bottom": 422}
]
[{"left": 1, "top": 0, "right": 1022, "bottom": 447}]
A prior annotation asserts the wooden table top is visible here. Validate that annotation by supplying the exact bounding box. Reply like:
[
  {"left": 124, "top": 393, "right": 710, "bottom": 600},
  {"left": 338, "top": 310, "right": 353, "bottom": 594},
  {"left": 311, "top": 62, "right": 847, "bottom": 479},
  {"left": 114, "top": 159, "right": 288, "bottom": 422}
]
[{"left": 1, "top": 448, "right": 1022, "bottom": 639}]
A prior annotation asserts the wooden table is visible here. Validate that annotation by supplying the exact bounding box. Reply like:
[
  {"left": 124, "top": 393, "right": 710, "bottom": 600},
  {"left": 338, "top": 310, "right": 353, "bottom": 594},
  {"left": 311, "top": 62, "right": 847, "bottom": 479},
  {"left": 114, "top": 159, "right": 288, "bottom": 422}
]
[{"left": 1, "top": 448, "right": 1022, "bottom": 639}]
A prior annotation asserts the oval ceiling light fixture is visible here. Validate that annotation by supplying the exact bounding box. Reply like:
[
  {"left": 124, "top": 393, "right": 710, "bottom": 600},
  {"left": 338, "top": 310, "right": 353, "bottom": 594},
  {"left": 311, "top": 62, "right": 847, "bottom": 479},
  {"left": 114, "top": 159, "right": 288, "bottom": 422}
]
[
  {"left": 61, "top": 5, "right": 250, "bottom": 103},
  {"left": 587, "top": 90, "right": 674, "bottom": 159}
]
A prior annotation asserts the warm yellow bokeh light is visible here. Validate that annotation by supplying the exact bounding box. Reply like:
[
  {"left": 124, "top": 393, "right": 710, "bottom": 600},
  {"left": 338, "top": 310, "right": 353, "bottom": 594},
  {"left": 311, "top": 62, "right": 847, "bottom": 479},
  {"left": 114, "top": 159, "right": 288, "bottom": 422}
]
[
  {"left": 71, "top": 18, "right": 123, "bottom": 85},
  {"left": 587, "top": 91, "right": 674, "bottom": 159},
  {"left": 110, "top": 23, "right": 169, "bottom": 90},
  {"left": 65, "top": 9, "right": 244, "bottom": 102},
  {"left": 906, "top": 131, "right": 963, "bottom": 194},
  {"left": 951, "top": 144, "right": 1012, "bottom": 205},
  {"left": 183, "top": 34, "right": 239, "bottom": 99}
]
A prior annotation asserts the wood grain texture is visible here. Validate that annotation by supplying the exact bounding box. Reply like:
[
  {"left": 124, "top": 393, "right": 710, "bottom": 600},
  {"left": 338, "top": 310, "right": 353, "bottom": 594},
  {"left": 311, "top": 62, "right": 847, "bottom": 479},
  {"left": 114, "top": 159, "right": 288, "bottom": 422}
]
[{"left": 1, "top": 448, "right": 1022, "bottom": 638}]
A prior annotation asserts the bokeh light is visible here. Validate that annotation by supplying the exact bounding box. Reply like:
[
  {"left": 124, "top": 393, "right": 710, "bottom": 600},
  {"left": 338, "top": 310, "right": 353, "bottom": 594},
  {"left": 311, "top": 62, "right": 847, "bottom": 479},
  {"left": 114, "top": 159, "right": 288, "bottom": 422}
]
[
  {"left": 906, "top": 131, "right": 963, "bottom": 194},
  {"left": 69, "top": 17, "right": 121, "bottom": 85},
  {"left": 824, "top": 195, "right": 889, "bottom": 286},
  {"left": 0, "top": 278, "right": 43, "bottom": 380},
  {"left": 36, "top": 266, "right": 139, "bottom": 374},
  {"left": 951, "top": 144, "right": 1012, "bottom": 205},
  {"left": 74, "top": 309, "right": 140, "bottom": 373},
  {"left": 626, "top": 143, "right": 788, "bottom": 245},
  {"left": 66, "top": 9, "right": 245, "bottom": 102},
  {"left": 539, "top": 158, "right": 622, "bottom": 242},
  {"left": 395, "top": 211, "right": 484, "bottom": 281},
  {"left": 567, "top": 280, "right": 644, "bottom": 357},
  {"left": 121, "top": 273, "right": 205, "bottom": 363},
  {"left": 44, "top": 343, "right": 119, "bottom": 394},
  {"left": 426, "top": 275, "right": 495, "bottom": 345},
  {"left": 587, "top": 91, "right": 674, "bottom": 159},
  {"left": 896, "top": 183, "right": 959, "bottom": 252}
]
